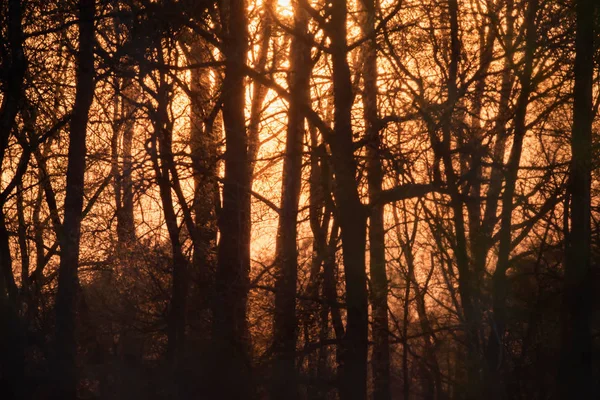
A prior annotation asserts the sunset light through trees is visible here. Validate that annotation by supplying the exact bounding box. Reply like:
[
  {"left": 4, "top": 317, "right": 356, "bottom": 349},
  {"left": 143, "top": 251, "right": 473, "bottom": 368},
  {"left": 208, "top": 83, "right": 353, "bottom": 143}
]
[{"left": 0, "top": 0, "right": 599, "bottom": 399}]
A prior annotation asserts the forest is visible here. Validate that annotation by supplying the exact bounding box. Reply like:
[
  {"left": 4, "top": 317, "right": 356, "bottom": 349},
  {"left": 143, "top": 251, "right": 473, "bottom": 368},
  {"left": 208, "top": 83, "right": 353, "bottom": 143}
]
[{"left": 0, "top": 0, "right": 598, "bottom": 399}]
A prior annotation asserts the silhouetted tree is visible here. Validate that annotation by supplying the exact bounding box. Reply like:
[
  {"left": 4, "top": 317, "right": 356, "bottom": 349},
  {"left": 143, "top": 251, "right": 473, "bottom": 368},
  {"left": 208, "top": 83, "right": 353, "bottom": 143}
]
[
  {"left": 559, "top": 0, "right": 596, "bottom": 398},
  {"left": 53, "top": 0, "right": 96, "bottom": 398}
]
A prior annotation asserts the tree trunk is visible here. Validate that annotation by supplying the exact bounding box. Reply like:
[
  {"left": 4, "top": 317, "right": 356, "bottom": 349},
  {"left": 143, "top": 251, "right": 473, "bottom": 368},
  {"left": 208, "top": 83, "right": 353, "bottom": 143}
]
[
  {"left": 486, "top": 1, "right": 537, "bottom": 396},
  {"left": 189, "top": 42, "right": 219, "bottom": 335},
  {"left": 112, "top": 77, "right": 137, "bottom": 249},
  {"left": 328, "top": 2, "right": 369, "bottom": 399},
  {"left": 271, "top": 1, "right": 310, "bottom": 399},
  {"left": 53, "top": 1, "right": 95, "bottom": 398},
  {"left": 360, "top": 0, "right": 392, "bottom": 398},
  {"left": 147, "top": 79, "right": 189, "bottom": 366},
  {"left": 247, "top": 0, "right": 274, "bottom": 179},
  {"left": 212, "top": 0, "right": 253, "bottom": 397},
  {"left": 559, "top": 0, "right": 595, "bottom": 397},
  {"left": 0, "top": 0, "right": 26, "bottom": 308},
  {"left": 437, "top": 1, "right": 483, "bottom": 397},
  {"left": 16, "top": 184, "right": 29, "bottom": 295}
]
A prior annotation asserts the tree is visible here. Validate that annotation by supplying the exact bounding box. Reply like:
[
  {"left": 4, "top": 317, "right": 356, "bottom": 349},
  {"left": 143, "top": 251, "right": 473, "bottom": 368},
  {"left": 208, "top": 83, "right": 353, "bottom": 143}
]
[
  {"left": 271, "top": 1, "right": 311, "bottom": 399},
  {"left": 559, "top": 0, "right": 596, "bottom": 397},
  {"left": 328, "top": 1, "right": 369, "bottom": 399},
  {"left": 53, "top": 0, "right": 96, "bottom": 398},
  {"left": 0, "top": 0, "right": 27, "bottom": 397},
  {"left": 211, "top": 0, "right": 253, "bottom": 397},
  {"left": 360, "top": 0, "right": 392, "bottom": 398}
]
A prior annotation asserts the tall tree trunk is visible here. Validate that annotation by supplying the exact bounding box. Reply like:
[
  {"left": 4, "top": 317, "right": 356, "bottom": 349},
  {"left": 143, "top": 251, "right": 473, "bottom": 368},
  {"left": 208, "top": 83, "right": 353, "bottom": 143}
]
[
  {"left": 247, "top": 0, "right": 274, "bottom": 178},
  {"left": 468, "top": 5, "right": 497, "bottom": 283},
  {"left": 271, "top": 1, "right": 310, "bottom": 399},
  {"left": 437, "top": 1, "right": 483, "bottom": 397},
  {"left": 328, "top": 2, "right": 369, "bottom": 399},
  {"left": 147, "top": 79, "right": 189, "bottom": 366},
  {"left": 0, "top": 210, "right": 24, "bottom": 400},
  {"left": 480, "top": 0, "right": 515, "bottom": 273},
  {"left": 360, "top": 0, "right": 391, "bottom": 398},
  {"left": 559, "top": 0, "right": 595, "bottom": 397},
  {"left": 486, "top": 1, "right": 537, "bottom": 396},
  {"left": 394, "top": 203, "right": 444, "bottom": 400},
  {"left": 307, "top": 123, "right": 343, "bottom": 398},
  {"left": 0, "top": 0, "right": 26, "bottom": 309},
  {"left": 112, "top": 77, "right": 136, "bottom": 250},
  {"left": 16, "top": 183, "right": 29, "bottom": 296},
  {"left": 189, "top": 43, "right": 219, "bottom": 335},
  {"left": 212, "top": 0, "right": 253, "bottom": 397},
  {"left": 53, "top": 0, "right": 95, "bottom": 398}
]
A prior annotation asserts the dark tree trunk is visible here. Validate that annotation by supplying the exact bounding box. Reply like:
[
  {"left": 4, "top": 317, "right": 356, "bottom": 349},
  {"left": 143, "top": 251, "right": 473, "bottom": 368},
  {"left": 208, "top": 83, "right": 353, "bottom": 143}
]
[
  {"left": 112, "top": 78, "right": 137, "bottom": 250},
  {"left": 0, "top": 209, "right": 24, "bottom": 400},
  {"left": 328, "top": 2, "right": 369, "bottom": 399},
  {"left": 307, "top": 125, "right": 329, "bottom": 400},
  {"left": 16, "top": 183, "right": 29, "bottom": 294},
  {"left": 0, "top": 0, "right": 26, "bottom": 309},
  {"left": 360, "top": 0, "right": 391, "bottom": 398},
  {"left": 271, "top": 3, "right": 310, "bottom": 399},
  {"left": 437, "top": 1, "right": 483, "bottom": 397},
  {"left": 212, "top": 0, "right": 253, "bottom": 397},
  {"left": 559, "top": 0, "right": 595, "bottom": 397},
  {"left": 53, "top": 0, "right": 95, "bottom": 398},
  {"left": 480, "top": 0, "right": 514, "bottom": 275},
  {"left": 247, "top": 0, "right": 273, "bottom": 179},
  {"left": 147, "top": 79, "right": 189, "bottom": 366},
  {"left": 189, "top": 43, "right": 219, "bottom": 335},
  {"left": 486, "top": 1, "right": 537, "bottom": 397},
  {"left": 307, "top": 123, "right": 343, "bottom": 399}
]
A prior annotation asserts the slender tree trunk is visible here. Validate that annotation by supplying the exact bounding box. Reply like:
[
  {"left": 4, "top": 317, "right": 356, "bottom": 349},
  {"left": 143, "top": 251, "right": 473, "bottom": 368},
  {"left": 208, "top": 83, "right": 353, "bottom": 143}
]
[
  {"left": 189, "top": 43, "right": 219, "bottom": 333},
  {"left": 0, "top": 0, "right": 26, "bottom": 168},
  {"left": 0, "top": 0, "right": 26, "bottom": 310},
  {"left": 559, "top": 0, "right": 595, "bottom": 397},
  {"left": 271, "top": 2, "right": 310, "bottom": 399},
  {"left": 437, "top": 1, "right": 483, "bottom": 397},
  {"left": 307, "top": 124, "right": 343, "bottom": 398},
  {"left": 247, "top": 0, "right": 274, "bottom": 178},
  {"left": 16, "top": 183, "right": 29, "bottom": 295},
  {"left": 147, "top": 79, "right": 189, "bottom": 366},
  {"left": 480, "top": 0, "right": 515, "bottom": 270},
  {"left": 112, "top": 77, "right": 136, "bottom": 249},
  {"left": 53, "top": 1, "right": 95, "bottom": 398},
  {"left": 468, "top": 7, "right": 497, "bottom": 283},
  {"left": 394, "top": 203, "right": 444, "bottom": 400},
  {"left": 328, "top": 2, "right": 369, "bottom": 399},
  {"left": 212, "top": 0, "right": 253, "bottom": 397},
  {"left": 0, "top": 208, "right": 25, "bottom": 400},
  {"left": 360, "top": 0, "right": 392, "bottom": 398},
  {"left": 486, "top": 1, "right": 537, "bottom": 396}
]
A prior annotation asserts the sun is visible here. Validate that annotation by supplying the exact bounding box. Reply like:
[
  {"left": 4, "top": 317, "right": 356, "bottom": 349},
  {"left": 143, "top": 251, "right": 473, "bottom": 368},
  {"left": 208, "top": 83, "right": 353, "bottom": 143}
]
[{"left": 275, "top": 0, "right": 294, "bottom": 19}]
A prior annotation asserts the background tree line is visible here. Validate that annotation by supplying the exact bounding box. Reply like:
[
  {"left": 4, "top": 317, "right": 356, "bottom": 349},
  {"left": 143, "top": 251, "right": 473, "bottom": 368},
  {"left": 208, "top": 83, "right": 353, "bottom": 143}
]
[{"left": 0, "top": 0, "right": 599, "bottom": 399}]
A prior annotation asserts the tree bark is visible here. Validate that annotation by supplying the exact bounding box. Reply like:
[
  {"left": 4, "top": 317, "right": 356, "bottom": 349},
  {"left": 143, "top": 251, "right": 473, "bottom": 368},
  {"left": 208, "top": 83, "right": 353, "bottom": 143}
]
[
  {"left": 53, "top": 0, "right": 95, "bottom": 398},
  {"left": 112, "top": 78, "right": 136, "bottom": 249},
  {"left": 486, "top": 1, "right": 537, "bottom": 396},
  {"left": 328, "top": 1, "right": 369, "bottom": 399},
  {"left": 0, "top": 0, "right": 26, "bottom": 309},
  {"left": 559, "top": 0, "right": 595, "bottom": 397},
  {"left": 189, "top": 42, "right": 219, "bottom": 335},
  {"left": 247, "top": 0, "right": 274, "bottom": 179},
  {"left": 437, "top": 1, "right": 483, "bottom": 397},
  {"left": 147, "top": 78, "right": 189, "bottom": 366},
  {"left": 360, "top": 0, "right": 392, "bottom": 398},
  {"left": 212, "top": 0, "right": 253, "bottom": 397},
  {"left": 271, "top": 1, "right": 310, "bottom": 399}
]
